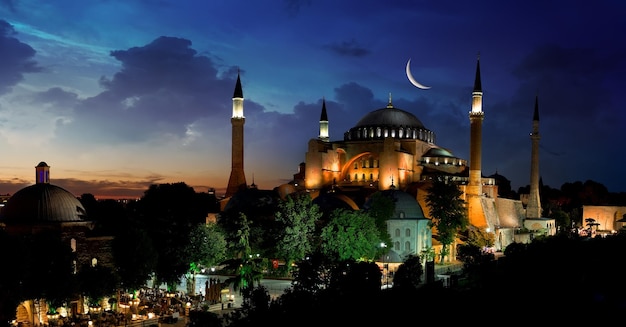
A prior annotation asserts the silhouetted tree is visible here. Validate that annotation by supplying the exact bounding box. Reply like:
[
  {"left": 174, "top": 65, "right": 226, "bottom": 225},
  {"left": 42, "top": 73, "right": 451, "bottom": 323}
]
[{"left": 392, "top": 254, "right": 423, "bottom": 291}]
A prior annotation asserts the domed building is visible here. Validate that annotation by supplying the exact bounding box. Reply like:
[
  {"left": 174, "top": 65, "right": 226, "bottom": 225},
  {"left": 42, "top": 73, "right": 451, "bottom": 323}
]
[
  {"left": 0, "top": 162, "right": 114, "bottom": 325},
  {"left": 303, "top": 96, "right": 467, "bottom": 197}
]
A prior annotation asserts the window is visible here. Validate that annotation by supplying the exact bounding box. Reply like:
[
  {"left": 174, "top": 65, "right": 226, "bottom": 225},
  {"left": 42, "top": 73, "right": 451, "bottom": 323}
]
[
  {"left": 405, "top": 228, "right": 411, "bottom": 237},
  {"left": 395, "top": 228, "right": 400, "bottom": 237},
  {"left": 70, "top": 238, "right": 76, "bottom": 252},
  {"left": 405, "top": 241, "right": 411, "bottom": 251},
  {"left": 91, "top": 258, "right": 98, "bottom": 267}
]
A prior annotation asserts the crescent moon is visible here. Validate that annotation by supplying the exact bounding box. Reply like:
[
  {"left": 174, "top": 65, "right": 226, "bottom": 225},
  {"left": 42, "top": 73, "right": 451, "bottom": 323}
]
[{"left": 406, "top": 58, "right": 431, "bottom": 90}]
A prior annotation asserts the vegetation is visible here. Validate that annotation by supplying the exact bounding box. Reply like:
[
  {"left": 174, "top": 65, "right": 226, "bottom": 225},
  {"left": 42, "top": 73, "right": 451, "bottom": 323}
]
[
  {"left": 274, "top": 193, "right": 321, "bottom": 271},
  {"left": 425, "top": 177, "right": 469, "bottom": 263},
  {"left": 320, "top": 208, "right": 381, "bottom": 262}
]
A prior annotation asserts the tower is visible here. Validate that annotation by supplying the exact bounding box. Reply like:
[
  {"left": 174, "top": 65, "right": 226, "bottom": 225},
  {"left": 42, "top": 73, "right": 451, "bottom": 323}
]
[
  {"left": 467, "top": 56, "right": 487, "bottom": 228},
  {"left": 35, "top": 161, "right": 50, "bottom": 184},
  {"left": 319, "top": 98, "right": 329, "bottom": 141},
  {"left": 225, "top": 72, "right": 247, "bottom": 198},
  {"left": 526, "top": 95, "right": 542, "bottom": 218}
]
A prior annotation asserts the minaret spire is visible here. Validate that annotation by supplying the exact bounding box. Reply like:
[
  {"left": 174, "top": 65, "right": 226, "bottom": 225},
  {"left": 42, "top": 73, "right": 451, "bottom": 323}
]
[
  {"left": 319, "top": 98, "right": 329, "bottom": 141},
  {"left": 467, "top": 55, "right": 487, "bottom": 228},
  {"left": 527, "top": 95, "right": 542, "bottom": 218},
  {"left": 226, "top": 70, "right": 247, "bottom": 197}
]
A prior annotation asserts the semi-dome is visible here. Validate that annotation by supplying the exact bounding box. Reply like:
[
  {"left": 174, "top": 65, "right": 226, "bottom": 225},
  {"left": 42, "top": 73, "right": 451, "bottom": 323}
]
[
  {"left": 1, "top": 183, "right": 87, "bottom": 223},
  {"left": 344, "top": 102, "right": 435, "bottom": 142}
]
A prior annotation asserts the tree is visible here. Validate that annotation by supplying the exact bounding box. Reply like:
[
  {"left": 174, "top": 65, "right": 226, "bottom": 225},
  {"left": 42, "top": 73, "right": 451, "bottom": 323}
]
[
  {"left": 425, "top": 177, "right": 468, "bottom": 263},
  {"left": 112, "top": 225, "right": 158, "bottom": 291},
  {"left": 320, "top": 208, "right": 380, "bottom": 262},
  {"left": 392, "top": 254, "right": 423, "bottom": 291},
  {"left": 274, "top": 193, "right": 321, "bottom": 270},
  {"left": 76, "top": 264, "right": 119, "bottom": 307},
  {"left": 363, "top": 192, "right": 395, "bottom": 253},
  {"left": 132, "top": 182, "right": 210, "bottom": 289},
  {"left": 222, "top": 213, "right": 264, "bottom": 305},
  {"left": 186, "top": 223, "right": 227, "bottom": 295}
]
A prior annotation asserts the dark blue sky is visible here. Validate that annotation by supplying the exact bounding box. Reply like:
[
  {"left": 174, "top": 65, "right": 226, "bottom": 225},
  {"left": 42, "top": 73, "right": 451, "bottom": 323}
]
[{"left": 0, "top": 0, "right": 624, "bottom": 198}]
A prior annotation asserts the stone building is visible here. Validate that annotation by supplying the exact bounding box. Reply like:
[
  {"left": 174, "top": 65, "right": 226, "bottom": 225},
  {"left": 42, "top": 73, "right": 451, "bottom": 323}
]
[{"left": 0, "top": 162, "right": 114, "bottom": 326}]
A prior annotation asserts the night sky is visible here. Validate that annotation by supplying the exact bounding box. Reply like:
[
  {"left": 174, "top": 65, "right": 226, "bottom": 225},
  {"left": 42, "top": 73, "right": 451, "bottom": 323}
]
[{"left": 0, "top": 0, "right": 624, "bottom": 198}]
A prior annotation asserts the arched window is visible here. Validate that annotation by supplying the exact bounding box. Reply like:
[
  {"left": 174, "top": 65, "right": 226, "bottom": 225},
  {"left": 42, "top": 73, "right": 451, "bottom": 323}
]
[
  {"left": 405, "top": 228, "right": 411, "bottom": 237},
  {"left": 395, "top": 229, "right": 400, "bottom": 237},
  {"left": 394, "top": 241, "right": 400, "bottom": 250},
  {"left": 91, "top": 258, "right": 98, "bottom": 267},
  {"left": 405, "top": 241, "right": 411, "bottom": 251},
  {"left": 70, "top": 238, "right": 77, "bottom": 252},
  {"left": 399, "top": 212, "right": 405, "bottom": 218}
]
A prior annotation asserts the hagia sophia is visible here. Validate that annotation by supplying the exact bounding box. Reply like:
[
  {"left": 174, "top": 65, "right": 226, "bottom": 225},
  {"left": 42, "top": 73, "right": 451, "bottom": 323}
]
[{"left": 222, "top": 57, "right": 555, "bottom": 264}]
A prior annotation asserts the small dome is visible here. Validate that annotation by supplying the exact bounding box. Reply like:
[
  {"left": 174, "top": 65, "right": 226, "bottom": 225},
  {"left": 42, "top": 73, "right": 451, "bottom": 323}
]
[
  {"left": 366, "top": 188, "right": 426, "bottom": 219},
  {"left": 1, "top": 183, "right": 87, "bottom": 223}
]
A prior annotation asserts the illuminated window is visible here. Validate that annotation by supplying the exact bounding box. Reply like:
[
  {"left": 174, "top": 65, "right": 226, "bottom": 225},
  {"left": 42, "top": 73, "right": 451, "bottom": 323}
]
[
  {"left": 91, "top": 258, "right": 98, "bottom": 267},
  {"left": 71, "top": 238, "right": 76, "bottom": 252}
]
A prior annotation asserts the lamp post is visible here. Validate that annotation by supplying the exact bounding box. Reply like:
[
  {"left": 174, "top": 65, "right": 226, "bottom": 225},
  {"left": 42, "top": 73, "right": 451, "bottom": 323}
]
[{"left": 380, "top": 242, "right": 387, "bottom": 287}]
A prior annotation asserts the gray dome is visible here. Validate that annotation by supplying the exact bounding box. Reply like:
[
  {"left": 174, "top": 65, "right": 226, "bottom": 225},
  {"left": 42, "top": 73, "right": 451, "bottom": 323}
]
[
  {"left": 344, "top": 104, "right": 435, "bottom": 142},
  {"left": 1, "top": 183, "right": 87, "bottom": 223},
  {"left": 376, "top": 188, "right": 426, "bottom": 219},
  {"left": 354, "top": 107, "right": 425, "bottom": 129}
]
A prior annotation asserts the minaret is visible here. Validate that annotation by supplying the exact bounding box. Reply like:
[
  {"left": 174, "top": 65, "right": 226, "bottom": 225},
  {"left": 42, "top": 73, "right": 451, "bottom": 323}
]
[
  {"left": 526, "top": 95, "right": 542, "bottom": 218},
  {"left": 467, "top": 56, "right": 487, "bottom": 228},
  {"left": 319, "top": 98, "right": 329, "bottom": 141},
  {"left": 225, "top": 72, "right": 247, "bottom": 198}
]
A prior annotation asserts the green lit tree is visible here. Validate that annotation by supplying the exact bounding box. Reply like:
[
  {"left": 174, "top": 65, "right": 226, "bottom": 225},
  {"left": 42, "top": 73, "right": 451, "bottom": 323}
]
[
  {"left": 425, "top": 176, "right": 468, "bottom": 263},
  {"left": 320, "top": 208, "right": 380, "bottom": 262},
  {"left": 274, "top": 193, "right": 321, "bottom": 271},
  {"left": 185, "top": 223, "right": 227, "bottom": 295},
  {"left": 222, "top": 213, "right": 264, "bottom": 305},
  {"left": 363, "top": 192, "right": 395, "bottom": 254}
]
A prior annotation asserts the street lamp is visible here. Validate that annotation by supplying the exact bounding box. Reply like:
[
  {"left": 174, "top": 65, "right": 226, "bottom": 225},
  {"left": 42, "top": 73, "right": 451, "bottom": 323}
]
[{"left": 380, "top": 242, "right": 387, "bottom": 287}]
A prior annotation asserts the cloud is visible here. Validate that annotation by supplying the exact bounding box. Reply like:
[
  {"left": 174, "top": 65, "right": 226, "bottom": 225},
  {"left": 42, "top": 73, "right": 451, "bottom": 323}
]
[
  {"left": 324, "top": 39, "right": 370, "bottom": 58},
  {"left": 0, "top": 20, "right": 42, "bottom": 94}
]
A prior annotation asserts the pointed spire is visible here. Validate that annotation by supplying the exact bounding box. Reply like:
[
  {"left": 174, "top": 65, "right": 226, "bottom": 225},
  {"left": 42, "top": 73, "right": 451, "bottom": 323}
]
[
  {"left": 320, "top": 97, "right": 328, "bottom": 121},
  {"left": 533, "top": 95, "right": 540, "bottom": 121},
  {"left": 473, "top": 54, "right": 482, "bottom": 92},
  {"left": 387, "top": 92, "right": 393, "bottom": 108},
  {"left": 233, "top": 69, "right": 243, "bottom": 98}
]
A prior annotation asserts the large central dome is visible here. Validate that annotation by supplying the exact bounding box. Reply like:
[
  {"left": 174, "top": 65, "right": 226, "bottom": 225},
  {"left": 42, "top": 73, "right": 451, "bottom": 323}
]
[
  {"left": 354, "top": 107, "right": 425, "bottom": 129},
  {"left": 344, "top": 102, "right": 435, "bottom": 142}
]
